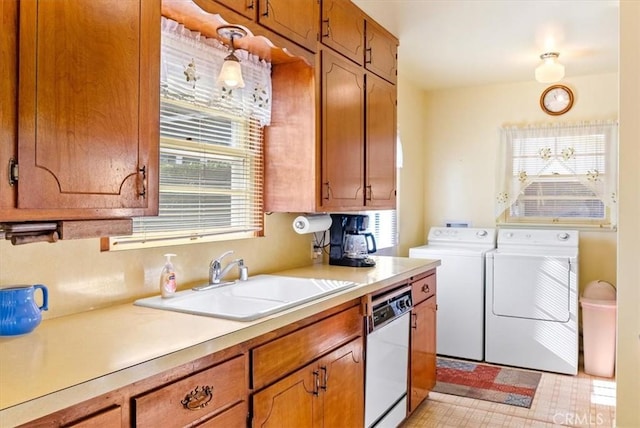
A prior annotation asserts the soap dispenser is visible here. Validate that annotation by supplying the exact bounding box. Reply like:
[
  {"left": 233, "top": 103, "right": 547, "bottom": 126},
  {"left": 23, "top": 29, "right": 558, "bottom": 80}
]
[{"left": 160, "top": 253, "right": 177, "bottom": 298}]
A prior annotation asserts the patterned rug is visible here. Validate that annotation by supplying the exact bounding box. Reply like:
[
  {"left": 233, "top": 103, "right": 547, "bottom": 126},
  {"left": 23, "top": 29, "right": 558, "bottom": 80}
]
[{"left": 432, "top": 357, "right": 542, "bottom": 408}]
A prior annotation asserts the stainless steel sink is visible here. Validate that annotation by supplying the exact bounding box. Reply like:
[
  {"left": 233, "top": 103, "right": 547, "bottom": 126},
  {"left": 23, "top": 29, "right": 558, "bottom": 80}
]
[{"left": 134, "top": 274, "right": 358, "bottom": 321}]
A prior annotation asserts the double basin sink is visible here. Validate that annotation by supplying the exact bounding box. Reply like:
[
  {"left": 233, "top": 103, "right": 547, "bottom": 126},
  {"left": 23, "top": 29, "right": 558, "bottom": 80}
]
[{"left": 134, "top": 274, "right": 359, "bottom": 321}]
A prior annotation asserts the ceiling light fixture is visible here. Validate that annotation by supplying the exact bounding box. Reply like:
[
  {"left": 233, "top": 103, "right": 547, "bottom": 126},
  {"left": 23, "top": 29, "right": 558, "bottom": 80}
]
[
  {"left": 216, "top": 25, "right": 247, "bottom": 89},
  {"left": 535, "top": 52, "right": 565, "bottom": 83}
]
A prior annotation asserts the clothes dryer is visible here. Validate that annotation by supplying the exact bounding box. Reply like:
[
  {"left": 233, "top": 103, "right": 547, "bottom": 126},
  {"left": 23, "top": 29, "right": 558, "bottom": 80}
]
[
  {"left": 485, "top": 228, "right": 579, "bottom": 375},
  {"left": 409, "top": 227, "right": 496, "bottom": 361}
]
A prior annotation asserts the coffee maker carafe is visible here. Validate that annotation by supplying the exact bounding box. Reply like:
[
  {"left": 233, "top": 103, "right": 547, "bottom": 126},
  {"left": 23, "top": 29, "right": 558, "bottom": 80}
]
[{"left": 329, "top": 214, "right": 377, "bottom": 267}]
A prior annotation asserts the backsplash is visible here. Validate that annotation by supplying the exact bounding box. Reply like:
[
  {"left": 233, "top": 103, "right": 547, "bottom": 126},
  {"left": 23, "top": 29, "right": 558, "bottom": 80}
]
[{"left": 0, "top": 213, "right": 313, "bottom": 319}]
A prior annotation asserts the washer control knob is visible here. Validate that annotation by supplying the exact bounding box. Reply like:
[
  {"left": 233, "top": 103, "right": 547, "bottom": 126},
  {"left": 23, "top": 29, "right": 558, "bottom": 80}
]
[
  {"left": 477, "top": 230, "right": 488, "bottom": 237},
  {"left": 558, "top": 232, "right": 570, "bottom": 241}
]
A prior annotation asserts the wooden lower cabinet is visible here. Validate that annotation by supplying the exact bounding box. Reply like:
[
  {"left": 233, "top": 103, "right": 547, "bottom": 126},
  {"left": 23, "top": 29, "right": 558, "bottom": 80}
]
[
  {"left": 17, "top": 302, "right": 366, "bottom": 428},
  {"left": 19, "top": 351, "right": 248, "bottom": 428},
  {"left": 408, "top": 271, "right": 437, "bottom": 414},
  {"left": 252, "top": 337, "right": 364, "bottom": 428}
]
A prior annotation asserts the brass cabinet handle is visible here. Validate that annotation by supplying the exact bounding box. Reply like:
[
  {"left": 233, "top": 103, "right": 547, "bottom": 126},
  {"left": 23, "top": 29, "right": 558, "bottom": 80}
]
[
  {"left": 262, "top": 0, "right": 269, "bottom": 17},
  {"left": 320, "top": 366, "right": 328, "bottom": 391},
  {"left": 422, "top": 283, "right": 430, "bottom": 294},
  {"left": 181, "top": 385, "right": 213, "bottom": 410},
  {"left": 411, "top": 313, "right": 418, "bottom": 329},
  {"left": 323, "top": 182, "right": 331, "bottom": 200},
  {"left": 365, "top": 47, "right": 372, "bottom": 64},
  {"left": 313, "top": 370, "right": 320, "bottom": 396},
  {"left": 247, "top": 0, "right": 254, "bottom": 9},
  {"left": 138, "top": 165, "right": 147, "bottom": 198},
  {"left": 322, "top": 19, "right": 330, "bottom": 38}
]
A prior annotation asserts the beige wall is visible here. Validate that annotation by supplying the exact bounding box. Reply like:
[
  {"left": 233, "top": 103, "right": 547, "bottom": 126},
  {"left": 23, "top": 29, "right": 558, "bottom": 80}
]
[
  {"left": 421, "top": 73, "right": 618, "bottom": 289},
  {"left": 397, "top": 77, "right": 427, "bottom": 255},
  {"left": 0, "top": 213, "right": 314, "bottom": 319},
  {"left": 617, "top": 2, "right": 640, "bottom": 426}
]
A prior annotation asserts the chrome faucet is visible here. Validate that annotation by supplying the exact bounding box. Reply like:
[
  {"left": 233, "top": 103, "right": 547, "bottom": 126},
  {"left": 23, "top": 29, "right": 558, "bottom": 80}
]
[{"left": 209, "top": 251, "right": 248, "bottom": 284}]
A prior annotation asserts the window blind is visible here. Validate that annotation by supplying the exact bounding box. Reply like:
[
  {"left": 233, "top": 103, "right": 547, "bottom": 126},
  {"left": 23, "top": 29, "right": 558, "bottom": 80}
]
[
  {"left": 108, "top": 18, "right": 271, "bottom": 249},
  {"left": 496, "top": 121, "right": 618, "bottom": 228},
  {"left": 365, "top": 210, "right": 398, "bottom": 249}
]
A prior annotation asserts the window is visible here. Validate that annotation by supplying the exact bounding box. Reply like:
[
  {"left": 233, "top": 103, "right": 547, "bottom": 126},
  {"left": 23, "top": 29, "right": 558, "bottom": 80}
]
[
  {"left": 108, "top": 18, "right": 271, "bottom": 249},
  {"left": 365, "top": 210, "right": 398, "bottom": 251},
  {"left": 495, "top": 121, "right": 618, "bottom": 228}
]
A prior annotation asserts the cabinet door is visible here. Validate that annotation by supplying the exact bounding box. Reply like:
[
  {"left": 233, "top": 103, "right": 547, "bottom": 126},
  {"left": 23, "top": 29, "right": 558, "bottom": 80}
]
[
  {"left": 365, "top": 73, "right": 396, "bottom": 208},
  {"left": 409, "top": 298, "right": 437, "bottom": 413},
  {"left": 321, "top": 0, "right": 364, "bottom": 65},
  {"left": 215, "top": 0, "right": 256, "bottom": 19},
  {"left": 364, "top": 20, "right": 398, "bottom": 84},
  {"left": 258, "top": 0, "right": 318, "bottom": 52},
  {"left": 252, "top": 361, "right": 320, "bottom": 428},
  {"left": 321, "top": 338, "right": 364, "bottom": 428},
  {"left": 16, "top": 0, "right": 159, "bottom": 215},
  {"left": 320, "top": 49, "right": 365, "bottom": 210}
]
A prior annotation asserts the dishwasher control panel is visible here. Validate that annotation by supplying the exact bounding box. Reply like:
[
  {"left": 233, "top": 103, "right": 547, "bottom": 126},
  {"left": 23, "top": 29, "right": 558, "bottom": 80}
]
[{"left": 370, "top": 286, "right": 413, "bottom": 331}]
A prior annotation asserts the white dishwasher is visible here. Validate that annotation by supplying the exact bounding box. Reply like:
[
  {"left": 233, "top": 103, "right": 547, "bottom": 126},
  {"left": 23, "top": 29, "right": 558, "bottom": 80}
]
[{"left": 364, "top": 285, "right": 412, "bottom": 428}]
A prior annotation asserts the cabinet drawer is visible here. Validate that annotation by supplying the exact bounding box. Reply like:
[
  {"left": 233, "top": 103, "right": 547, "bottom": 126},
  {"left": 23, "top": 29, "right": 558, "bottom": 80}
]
[
  {"left": 252, "top": 305, "right": 362, "bottom": 389},
  {"left": 134, "top": 355, "right": 246, "bottom": 427},
  {"left": 411, "top": 273, "right": 436, "bottom": 305},
  {"left": 67, "top": 405, "right": 121, "bottom": 427},
  {"left": 197, "top": 401, "right": 247, "bottom": 428}
]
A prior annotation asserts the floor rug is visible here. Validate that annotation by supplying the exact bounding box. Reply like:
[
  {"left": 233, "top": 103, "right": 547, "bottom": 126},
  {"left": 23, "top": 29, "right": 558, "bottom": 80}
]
[{"left": 432, "top": 357, "right": 542, "bottom": 408}]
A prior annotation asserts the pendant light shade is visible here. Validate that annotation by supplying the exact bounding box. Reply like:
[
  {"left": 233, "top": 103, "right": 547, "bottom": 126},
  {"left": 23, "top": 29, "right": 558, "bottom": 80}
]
[
  {"left": 535, "top": 52, "right": 565, "bottom": 83},
  {"left": 216, "top": 25, "right": 247, "bottom": 89},
  {"left": 217, "top": 53, "right": 245, "bottom": 88}
]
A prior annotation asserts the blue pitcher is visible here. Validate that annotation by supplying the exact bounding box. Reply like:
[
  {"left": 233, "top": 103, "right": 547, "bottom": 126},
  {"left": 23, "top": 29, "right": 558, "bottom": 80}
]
[{"left": 0, "top": 284, "right": 48, "bottom": 336}]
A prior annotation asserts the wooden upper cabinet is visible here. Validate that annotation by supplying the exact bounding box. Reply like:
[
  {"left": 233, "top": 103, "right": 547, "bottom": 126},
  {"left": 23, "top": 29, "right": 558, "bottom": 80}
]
[
  {"left": 365, "top": 73, "right": 396, "bottom": 208},
  {"left": 320, "top": 49, "right": 365, "bottom": 211},
  {"left": 258, "top": 0, "right": 318, "bottom": 52},
  {"left": 321, "top": 0, "right": 365, "bottom": 65},
  {"left": 215, "top": 0, "right": 257, "bottom": 19},
  {"left": 365, "top": 19, "right": 398, "bottom": 84},
  {"left": 8, "top": 0, "right": 159, "bottom": 219}
]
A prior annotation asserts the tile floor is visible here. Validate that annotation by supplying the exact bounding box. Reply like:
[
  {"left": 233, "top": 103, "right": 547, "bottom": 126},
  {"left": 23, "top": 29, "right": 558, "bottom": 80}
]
[{"left": 402, "top": 358, "right": 616, "bottom": 427}]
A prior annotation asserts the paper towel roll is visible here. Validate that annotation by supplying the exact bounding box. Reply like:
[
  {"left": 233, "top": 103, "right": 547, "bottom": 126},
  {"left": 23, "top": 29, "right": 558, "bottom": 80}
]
[{"left": 292, "top": 214, "right": 332, "bottom": 234}]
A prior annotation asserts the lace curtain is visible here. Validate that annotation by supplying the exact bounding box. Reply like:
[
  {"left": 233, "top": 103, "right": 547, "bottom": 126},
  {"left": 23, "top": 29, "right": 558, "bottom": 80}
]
[
  {"left": 160, "top": 17, "right": 272, "bottom": 126},
  {"left": 495, "top": 121, "right": 618, "bottom": 227}
]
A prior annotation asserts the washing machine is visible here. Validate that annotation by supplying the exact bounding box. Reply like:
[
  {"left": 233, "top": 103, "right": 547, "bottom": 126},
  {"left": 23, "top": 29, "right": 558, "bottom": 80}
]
[
  {"left": 409, "top": 227, "right": 496, "bottom": 361},
  {"left": 485, "top": 228, "right": 579, "bottom": 375}
]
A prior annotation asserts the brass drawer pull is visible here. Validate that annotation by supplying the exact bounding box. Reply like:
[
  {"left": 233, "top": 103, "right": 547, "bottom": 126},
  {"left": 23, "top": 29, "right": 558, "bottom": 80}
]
[
  {"left": 181, "top": 385, "right": 213, "bottom": 410},
  {"left": 421, "top": 283, "right": 430, "bottom": 294}
]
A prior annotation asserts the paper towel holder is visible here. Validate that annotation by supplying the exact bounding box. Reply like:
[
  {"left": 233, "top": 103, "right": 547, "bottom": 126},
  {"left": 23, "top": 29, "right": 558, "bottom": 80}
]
[{"left": 292, "top": 214, "right": 332, "bottom": 234}]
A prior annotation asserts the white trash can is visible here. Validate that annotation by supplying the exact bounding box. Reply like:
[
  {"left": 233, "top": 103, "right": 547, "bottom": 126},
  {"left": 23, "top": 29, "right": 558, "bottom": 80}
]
[{"left": 580, "top": 280, "right": 617, "bottom": 378}]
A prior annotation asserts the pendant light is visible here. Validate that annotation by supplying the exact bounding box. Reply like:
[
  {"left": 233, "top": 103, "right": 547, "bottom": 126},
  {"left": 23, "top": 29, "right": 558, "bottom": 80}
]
[
  {"left": 216, "top": 25, "right": 247, "bottom": 88},
  {"left": 535, "top": 52, "right": 565, "bottom": 83}
]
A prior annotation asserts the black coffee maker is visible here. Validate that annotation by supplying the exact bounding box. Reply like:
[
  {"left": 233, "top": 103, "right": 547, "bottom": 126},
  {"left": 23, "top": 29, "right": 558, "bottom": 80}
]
[{"left": 329, "top": 214, "right": 377, "bottom": 267}]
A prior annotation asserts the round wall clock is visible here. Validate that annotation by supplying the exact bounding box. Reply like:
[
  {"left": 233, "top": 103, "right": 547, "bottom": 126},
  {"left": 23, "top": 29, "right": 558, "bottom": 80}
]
[{"left": 540, "top": 84, "right": 574, "bottom": 115}]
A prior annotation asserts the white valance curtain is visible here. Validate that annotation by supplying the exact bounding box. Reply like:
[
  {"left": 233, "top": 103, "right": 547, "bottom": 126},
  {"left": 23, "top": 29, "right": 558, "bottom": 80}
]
[
  {"left": 160, "top": 17, "right": 272, "bottom": 126},
  {"left": 495, "top": 121, "right": 618, "bottom": 227}
]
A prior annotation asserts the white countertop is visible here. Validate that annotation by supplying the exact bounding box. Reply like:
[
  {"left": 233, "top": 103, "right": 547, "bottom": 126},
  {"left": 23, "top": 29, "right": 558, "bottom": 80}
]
[{"left": 0, "top": 256, "right": 439, "bottom": 427}]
